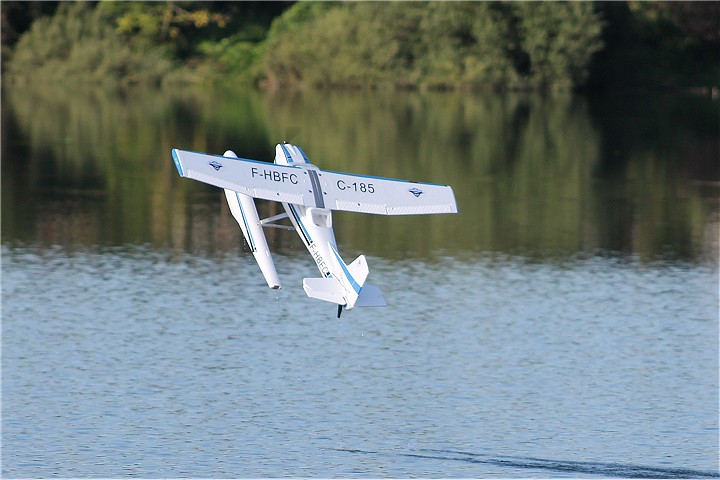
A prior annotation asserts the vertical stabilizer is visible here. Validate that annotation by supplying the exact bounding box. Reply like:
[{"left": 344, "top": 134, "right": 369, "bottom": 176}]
[
  {"left": 347, "top": 254, "right": 369, "bottom": 288},
  {"left": 327, "top": 244, "right": 371, "bottom": 310}
]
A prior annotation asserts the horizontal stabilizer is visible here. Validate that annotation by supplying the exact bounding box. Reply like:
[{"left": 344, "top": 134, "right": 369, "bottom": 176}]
[
  {"left": 355, "top": 284, "right": 386, "bottom": 307},
  {"left": 303, "top": 278, "right": 345, "bottom": 305},
  {"left": 303, "top": 278, "right": 386, "bottom": 309}
]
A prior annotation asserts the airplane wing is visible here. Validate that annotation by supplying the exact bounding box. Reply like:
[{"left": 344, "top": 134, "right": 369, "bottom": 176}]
[
  {"left": 172, "top": 149, "right": 458, "bottom": 215},
  {"left": 172, "top": 149, "right": 312, "bottom": 205},
  {"left": 317, "top": 170, "right": 458, "bottom": 215}
]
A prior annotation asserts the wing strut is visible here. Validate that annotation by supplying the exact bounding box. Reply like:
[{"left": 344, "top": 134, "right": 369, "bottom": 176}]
[
  {"left": 260, "top": 213, "right": 289, "bottom": 224},
  {"left": 259, "top": 212, "right": 294, "bottom": 230}
]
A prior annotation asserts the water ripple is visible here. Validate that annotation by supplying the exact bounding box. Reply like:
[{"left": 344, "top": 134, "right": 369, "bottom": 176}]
[{"left": 337, "top": 448, "right": 720, "bottom": 478}]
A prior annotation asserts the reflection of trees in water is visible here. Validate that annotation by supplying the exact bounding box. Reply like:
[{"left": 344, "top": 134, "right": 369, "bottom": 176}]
[
  {"left": 2, "top": 84, "right": 717, "bottom": 263},
  {"left": 264, "top": 90, "right": 717, "bottom": 262}
]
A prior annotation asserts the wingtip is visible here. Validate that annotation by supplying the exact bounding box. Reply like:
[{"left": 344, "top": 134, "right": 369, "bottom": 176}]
[{"left": 171, "top": 149, "right": 184, "bottom": 177}]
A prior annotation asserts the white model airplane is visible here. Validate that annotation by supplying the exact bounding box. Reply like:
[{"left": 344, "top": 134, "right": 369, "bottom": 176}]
[{"left": 172, "top": 143, "right": 458, "bottom": 317}]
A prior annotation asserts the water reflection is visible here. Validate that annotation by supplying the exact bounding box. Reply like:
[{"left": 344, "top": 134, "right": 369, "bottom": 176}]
[{"left": 2, "top": 84, "right": 717, "bottom": 263}]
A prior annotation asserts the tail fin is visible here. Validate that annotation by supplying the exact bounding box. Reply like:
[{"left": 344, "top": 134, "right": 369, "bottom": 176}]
[
  {"left": 347, "top": 254, "right": 369, "bottom": 288},
  {"left": 303, "top": 278, "right": 344, "bottom": 305},
  {"left": 356, "top": 284, "right": 386, "bottom": 307},
  {"left": 307, "top": 245, "right": 386, "bottom": 311},
  {"left": 328, "top": 245, "right": 367, "bottom": 309},
  {"left": 344, "top": 258, "right": 385, "bottom": 307},
  {"left": 304, "top": 278, "right": 386, "bottom": 310}
]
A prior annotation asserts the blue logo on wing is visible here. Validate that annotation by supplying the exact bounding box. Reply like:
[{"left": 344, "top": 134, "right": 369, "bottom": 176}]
[
  {"left": 209, "top": 160, "right": 223, "bottom": 171},
  {"left": 409, "top": 187, "right": 423, "bottom": 197}
]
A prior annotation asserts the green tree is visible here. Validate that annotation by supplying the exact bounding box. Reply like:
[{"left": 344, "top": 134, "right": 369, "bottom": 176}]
[
  {"left": 416, "top": 2, "right": 520, "bottom": 89},
  {"left": 261, "top": 1, "right": 604, "bottom": 91},
  {"left": 516, "top": 2, "right": 604, "bottom": 89},
  {"left": 97, "top": 1, "right": 229, "bottom": 58},
  {"left": 7, "top": 2, "right": 173, "bottom": 86}
]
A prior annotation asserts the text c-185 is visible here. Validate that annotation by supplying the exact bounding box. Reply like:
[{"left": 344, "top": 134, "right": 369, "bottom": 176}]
[{"left": 336, "top": 179, "right": 375, "bottom": 193}]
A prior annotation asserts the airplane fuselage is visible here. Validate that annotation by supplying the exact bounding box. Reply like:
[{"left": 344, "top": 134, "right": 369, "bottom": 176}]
[
  {"left": 273, "top": 146, "right": 358, "bottom": 308},
  {"left": 172, "top": 142, "right": 457, "bottom": 315}
]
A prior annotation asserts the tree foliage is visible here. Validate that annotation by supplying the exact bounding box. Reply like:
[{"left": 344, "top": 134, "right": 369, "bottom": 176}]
[
  {"left": 97, "top": 1, "right": 229, "bottom": 57},
  {"left": 6, "top": 2, "right": 173, "bottom": 86},
  {"left": 516, "top": 2, "right": 604, "bottom": 89},
  {"left": 3, "top": 1, "right": 716, "bottom": 91},
  {"left": 262, "top": 2, "right": 603, "bottom": 90}
]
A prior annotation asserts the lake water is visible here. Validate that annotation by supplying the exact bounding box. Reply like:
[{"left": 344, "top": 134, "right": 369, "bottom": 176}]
[{"left": 2, "top": 84, "right": 719, "bottom": 477}]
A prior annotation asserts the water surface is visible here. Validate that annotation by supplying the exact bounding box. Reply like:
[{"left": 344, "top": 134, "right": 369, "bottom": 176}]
[
  {"left": 2, "top": 84, "right": 718, "bottom": 477},
  {"left": 3, "top": 246, "right": 718, "bottom": 477}
]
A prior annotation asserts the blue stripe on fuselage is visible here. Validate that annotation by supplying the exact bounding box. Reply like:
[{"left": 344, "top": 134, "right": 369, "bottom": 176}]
[
  {"left": 288, "top": 204, "right": 312, "bottom": 246},
  {"left": 280, "top": 144, "right": 293, "bottom": 163},
  {"left": 331, "top": 247, "right": 361, "bottom": 294},
  {"left": 296, "top": 146, "right": 311, "bottom": 164}
]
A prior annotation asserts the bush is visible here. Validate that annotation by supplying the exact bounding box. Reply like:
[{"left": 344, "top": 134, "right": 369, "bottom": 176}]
[
  {"left": 7, "top": 2, "right": 174, "bottom": 87},
  {"left": 516, "top": 2, "right": 604, "bottom": 89},
  {"left": 261, "top": 2, "right": 604, "bottom": 91}
]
